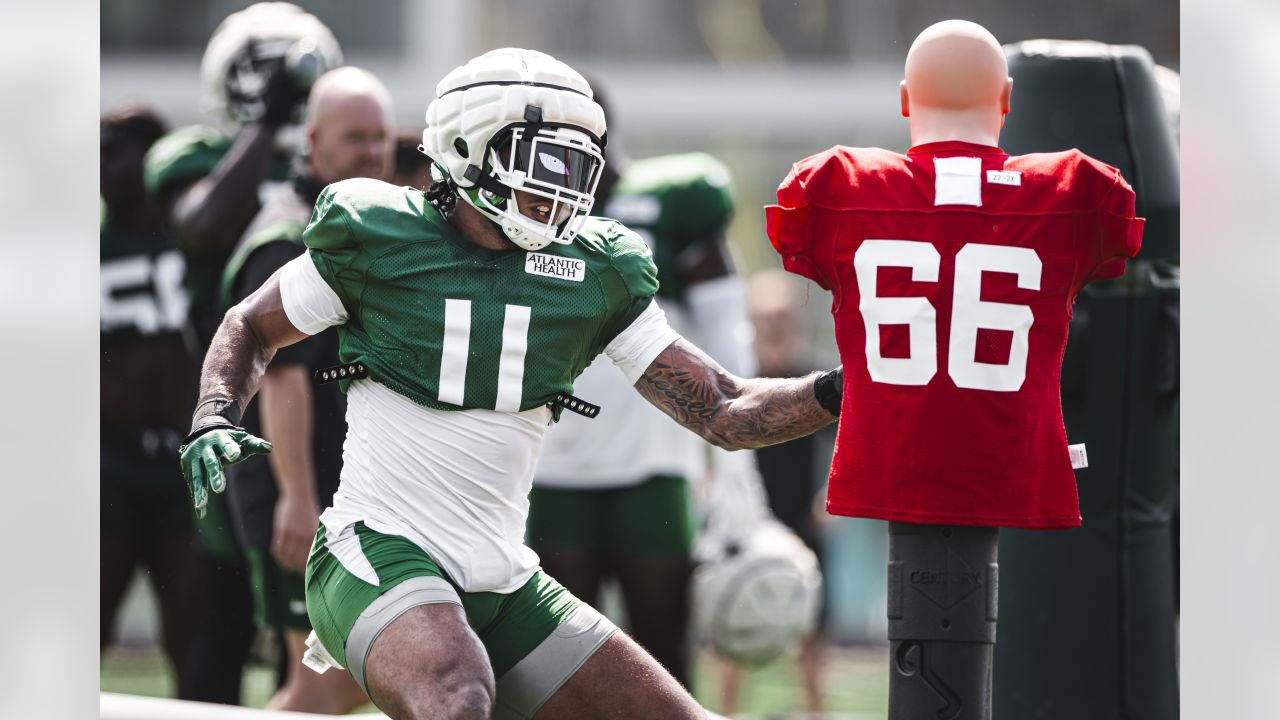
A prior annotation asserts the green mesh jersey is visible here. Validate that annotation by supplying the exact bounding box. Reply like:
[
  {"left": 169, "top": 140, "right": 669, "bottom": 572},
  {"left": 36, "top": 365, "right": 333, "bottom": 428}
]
[
  {"left": 143, "top": 125, "right": 292, "bottom": 201},
  {"left": 304, "top": 179, "right": 659, "bottom": 413},
  {"left": 601, "top": 153, "right": 734, "bottom": 301},
  {"left": 142, "top": 124, "right": 294, "bottom": 347}
]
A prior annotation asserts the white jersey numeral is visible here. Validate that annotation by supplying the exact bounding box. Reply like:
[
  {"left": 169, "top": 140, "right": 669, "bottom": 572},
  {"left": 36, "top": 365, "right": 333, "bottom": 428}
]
[
  {"left": 854, "top": 240, "right": 940, "bottom": 385},
  {"left": 100, "top": 250, "right": 188, "bottom": 334},
  {"left": 853, "top": 240, "right": 1042, "bottom": 392},
  {"left": 948, "top": 244, "right": 1041, "bottom": 391},
  {"left": 437, "top": 300, "right": 532, "bottom": 411}
]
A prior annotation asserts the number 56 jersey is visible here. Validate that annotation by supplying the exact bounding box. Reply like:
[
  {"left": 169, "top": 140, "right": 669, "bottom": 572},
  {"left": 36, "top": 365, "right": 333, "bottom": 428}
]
[{"left": 767, "top": 141, "right": 1143, "bottom": 529}]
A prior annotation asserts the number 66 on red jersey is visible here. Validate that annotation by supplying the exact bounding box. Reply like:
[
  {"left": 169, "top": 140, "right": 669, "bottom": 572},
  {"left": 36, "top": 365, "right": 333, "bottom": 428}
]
[{"left": 767, "top": 142, "right": 1143, "bottom": 529}]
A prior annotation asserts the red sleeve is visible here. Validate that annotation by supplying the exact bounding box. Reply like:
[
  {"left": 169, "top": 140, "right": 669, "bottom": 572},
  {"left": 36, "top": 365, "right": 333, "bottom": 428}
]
[
  {"left": 765, "top": 162, "right": 831, "bottom": 290},
  {"left": 1088, "top": 168, "right": 1145, "bottom": 281}
]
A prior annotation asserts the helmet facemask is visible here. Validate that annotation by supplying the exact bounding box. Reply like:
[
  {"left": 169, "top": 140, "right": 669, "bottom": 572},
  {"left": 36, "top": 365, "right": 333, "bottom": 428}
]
[
  {"left": 466, "top": 124, "right": 604, "bottom": 252},
  {"left": 222, "top": 38, "right": 296, "bottom": 124}
]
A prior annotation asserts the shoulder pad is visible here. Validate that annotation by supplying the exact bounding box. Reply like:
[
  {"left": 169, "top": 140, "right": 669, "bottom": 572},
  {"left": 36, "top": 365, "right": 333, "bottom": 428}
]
[
  {"left": 143, "top": 125, "right": 230, "bottom": 199},
  {"left": 1006, "top": 149, "right": 1130, "bottom": 211},
  {"left": 579, "top": 217, "right": 659, "bottom": 300},
  {"left": 304, "top": 179, "right": 435, "bottom": 252},
  {"left": 783, "top": 146, "right": 908, "bottom": 209}
]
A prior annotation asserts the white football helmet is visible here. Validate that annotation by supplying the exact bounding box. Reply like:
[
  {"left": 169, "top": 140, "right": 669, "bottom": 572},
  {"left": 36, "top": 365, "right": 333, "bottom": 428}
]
[
  {"left": 422, "top": 48, "right": 607, "bottom": 252},
  {"left": 200, "top": 2, "right": 343, "bottom": 125},
  {"left": 692, "top": 519, "right": 823, "bottom": 667}
]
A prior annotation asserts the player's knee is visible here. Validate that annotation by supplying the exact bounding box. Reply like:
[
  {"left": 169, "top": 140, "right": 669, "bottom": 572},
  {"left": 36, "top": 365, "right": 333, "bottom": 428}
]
[
  {"left": 448, "top": 679, "right": 493, "bottom": 719},
  {"left": 405, "top": 677, "right": 490, "bottom": 720}
]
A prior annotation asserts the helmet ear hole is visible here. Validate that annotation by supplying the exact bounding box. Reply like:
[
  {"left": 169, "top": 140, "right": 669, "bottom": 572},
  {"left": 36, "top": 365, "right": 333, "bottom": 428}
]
[{"left": 453, "top": 137, "right": 469, "bottom": 158}]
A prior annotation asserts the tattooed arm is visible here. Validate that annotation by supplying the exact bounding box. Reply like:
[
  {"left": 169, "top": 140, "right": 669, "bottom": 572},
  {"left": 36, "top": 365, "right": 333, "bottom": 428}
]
[{"left": 634, "top": 337, "right": 839, "bottom": 450}]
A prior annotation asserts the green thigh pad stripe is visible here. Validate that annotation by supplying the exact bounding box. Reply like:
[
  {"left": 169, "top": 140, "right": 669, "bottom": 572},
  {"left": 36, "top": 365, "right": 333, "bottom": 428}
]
[
  {"left": 305, "top": 523, "right": 589, "bottom": 692},
  {"left": 305, "top": 522, "right": 449, "bottom": 668},
  {"left": 492, "top": 603, "right": 618, "bottom": 720},
  {"left": 471, "top": 571, "right": 581, "bottom": 679}
]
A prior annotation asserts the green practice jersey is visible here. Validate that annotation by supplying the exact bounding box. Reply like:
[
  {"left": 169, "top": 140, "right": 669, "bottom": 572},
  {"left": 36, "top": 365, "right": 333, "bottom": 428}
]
[
  {"left": 143, "top": 125, "right": 292, "bottom": 202},
  {"left": 100, "top": 212, "right": 187, "bottom": 340},
  {"left": 602, "top": 153, "right": 734, "bottom": 301},
  {"left": 143, "top": 124, "right": 293, "bottom": 348},
  {"left": 304, "top": 179, "right": 659, "bottom": 413}
]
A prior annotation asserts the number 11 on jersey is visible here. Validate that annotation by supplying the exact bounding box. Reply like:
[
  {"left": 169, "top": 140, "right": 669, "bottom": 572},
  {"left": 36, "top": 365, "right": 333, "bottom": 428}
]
[
  {"left": 439, "top": 299, "right": 532, "bottom": 412},
  {"left": 855, "top": 239, "right": 1041, "bottom": 392}
]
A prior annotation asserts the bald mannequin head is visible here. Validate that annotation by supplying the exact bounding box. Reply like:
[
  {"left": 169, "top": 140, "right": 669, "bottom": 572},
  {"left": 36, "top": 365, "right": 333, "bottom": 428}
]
[
  {"left": 899, "top": 20, "right": 1012, "bottom": 147},
  {"left": 305, "top": 66, "right": 395, "bottom": 184}
]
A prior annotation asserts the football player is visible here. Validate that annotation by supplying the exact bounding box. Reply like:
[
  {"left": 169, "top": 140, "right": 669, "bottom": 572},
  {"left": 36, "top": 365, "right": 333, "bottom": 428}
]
[
  {"left": 100, "top": 103, "right": 197, "bottom": 689},
  {"left": 528, "top": 81, "right": 756, "bottom": 688},
  {"left": 178, "top": 48, "right": 841, "bottom": 720},
  {"left": 141, "top": 2, "right": 343, "bottom": 703},
  {"left": 217, "top": 66, "right": 393, "bottom": 714},
  {"left": 766, "top": 20, "right": 1144, "bottom": 717}
]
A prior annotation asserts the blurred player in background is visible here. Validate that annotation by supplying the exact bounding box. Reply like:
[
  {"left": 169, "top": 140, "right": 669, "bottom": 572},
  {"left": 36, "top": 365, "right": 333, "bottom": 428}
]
[
  {"left": 528, "top": 82, "right": 756, "bottom": 688},
  {"left": 141, "top": 1, "right": 343, "bottom": 703},
  {"left": 218, "top": 66, "right": 393, "bottom": 713},
  {"left": 715, "top": 268, "right": 833, "bottom": 715},
  {"left": 391, "top": 132, "right": 433, "bottom": 190},
  {"left": 178, "top": 48, "right": 841, "bottom": 720},
  {"left": 100, "top": 103, "right": 197, "bottom": 688}
]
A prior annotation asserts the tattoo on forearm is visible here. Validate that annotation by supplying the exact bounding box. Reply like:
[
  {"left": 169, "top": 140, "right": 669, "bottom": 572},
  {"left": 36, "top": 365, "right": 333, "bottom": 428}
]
[{"left": 635, "top": 338, "right": 835, "bottom": 450}]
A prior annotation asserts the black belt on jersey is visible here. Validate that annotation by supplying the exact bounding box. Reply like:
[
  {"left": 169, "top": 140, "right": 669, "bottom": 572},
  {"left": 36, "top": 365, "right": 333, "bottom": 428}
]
[
  {"left": 314, "top": 362, "right": 368, "bottom": 384},
  {"left": 313, "top": 362, "right": 601, "bottom": 419},
  {"left": 551, "top": 392, "right": 600, "bottom": 419}
]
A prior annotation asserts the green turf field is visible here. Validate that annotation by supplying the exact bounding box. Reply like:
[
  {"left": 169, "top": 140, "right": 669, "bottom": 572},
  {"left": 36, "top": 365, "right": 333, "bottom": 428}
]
[{"left": 101, "top": 642, "right": 889, "bottom": 718}]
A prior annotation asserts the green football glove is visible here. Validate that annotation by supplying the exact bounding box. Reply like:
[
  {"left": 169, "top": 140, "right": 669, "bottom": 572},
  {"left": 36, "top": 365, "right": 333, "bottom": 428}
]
[{"left": 179, "top": 397, "right": 272, "bottom": 518}]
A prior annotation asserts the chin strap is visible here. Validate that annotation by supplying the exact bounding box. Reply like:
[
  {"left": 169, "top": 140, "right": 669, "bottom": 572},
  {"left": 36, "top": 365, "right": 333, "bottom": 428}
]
[{"left": 463, "top": 163, "right": 512, "bottom": 200}]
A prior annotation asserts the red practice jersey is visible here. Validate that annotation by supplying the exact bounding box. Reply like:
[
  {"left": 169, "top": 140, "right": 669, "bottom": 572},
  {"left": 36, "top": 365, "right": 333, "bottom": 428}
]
[{"left": 767, "top": 141, "right": 1143, "bottom": 529}]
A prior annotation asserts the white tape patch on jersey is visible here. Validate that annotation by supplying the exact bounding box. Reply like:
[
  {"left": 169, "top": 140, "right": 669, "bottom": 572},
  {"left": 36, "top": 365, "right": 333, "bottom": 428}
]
[
  {"left": 525, "top": 252, "right": 586, "bottom": 282},
  {"left": 934, "top": 156, "right": 983, "bottom": 206}
]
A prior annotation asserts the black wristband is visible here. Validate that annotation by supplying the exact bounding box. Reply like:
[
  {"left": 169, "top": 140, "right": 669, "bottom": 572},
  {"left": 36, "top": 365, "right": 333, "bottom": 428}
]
[
  {"left": 183, "top": 397, "right": 243, "bottom": 445},
  {"left": 814, "top": 366, "right": 843, "bottom": 417}
]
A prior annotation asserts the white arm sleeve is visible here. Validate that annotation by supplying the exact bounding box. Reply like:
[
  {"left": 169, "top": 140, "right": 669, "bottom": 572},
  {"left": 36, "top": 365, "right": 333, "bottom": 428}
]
[
  {"left": 279, "top": 252, "right": 348, "bottom": 335},
  {"left": 686, "top": 275, "right": 757, "bottom": 377},
  {"left": 604, "top": 299, "right": 681, "bottom": 384}
]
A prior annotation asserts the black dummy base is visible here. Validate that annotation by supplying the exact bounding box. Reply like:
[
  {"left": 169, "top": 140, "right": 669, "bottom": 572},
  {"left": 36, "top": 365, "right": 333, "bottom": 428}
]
[{"left": 888, "top": 522, "right": 999, "bottom": 720}]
